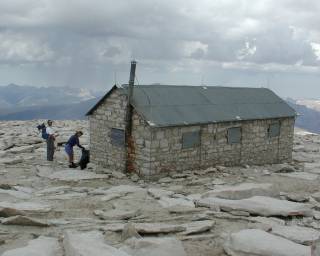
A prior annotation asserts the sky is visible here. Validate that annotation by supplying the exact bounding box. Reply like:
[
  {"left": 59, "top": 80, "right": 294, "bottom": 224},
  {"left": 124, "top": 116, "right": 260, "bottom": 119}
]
[{"left": 0, "top": 0, "right": 319, "bottom": 98}]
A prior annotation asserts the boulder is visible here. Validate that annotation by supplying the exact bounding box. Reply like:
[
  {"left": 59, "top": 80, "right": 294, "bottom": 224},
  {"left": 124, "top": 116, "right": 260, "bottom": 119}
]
[
  {"left": 196, "top": 196, "right": 313, "bottom": 217},
  {"left": 224, "top": 229, "right": 311, "bottom": 256},
  {"left": 2, "top": 236, "right": 61, "bottom": 256}
]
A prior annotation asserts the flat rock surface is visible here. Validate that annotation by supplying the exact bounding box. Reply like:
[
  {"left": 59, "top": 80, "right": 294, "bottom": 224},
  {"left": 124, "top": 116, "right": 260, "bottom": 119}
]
[
  {"left": 271, "top": 225, "right": 320, "bottom": 245},
  {"left": 181, "top": 220, "right": 215, "bottom": 235},
  {"left": 121, "top": 237, "right": 187, "bottom": 256},
  {"left": 201, "top": 183, "right": 274, "bottom": 200},
  {"left": 104, "top": 222, "right": 187, "bottom": 234},
  {"left": 1, "top": 215, "right": 49, "bottom": 226},
  {"left": 278, "top": 172, "right": 319, "bottom": 181},
  {"left": 2, "top": 236, "right": 61, "bottom": 256},
  {"left": 148, "top": 188, "right": 175, "bottom": 199},
  {"left": 94, "top": 209, "right": 139, "bottom": 220},
  {"left": 158, "top": 196, "right": 195, "bottom": 208},
  {"left": 64, "top": 231, "right": 130, "bottom": 256},
  {"left": 2, "top": 121, "right": 320, "bottom": 256},
  {"left": 48, "top": 170, "right": 109, "bottom": 181},
  {"left": 197, "top": 196, "right": 313, "bottom": 217},
  {"left": 0, "top": 202, "right": 51, "bottom": 214},
  {"left": 224, "top": 229, "right": 311, "bottom": 256}
]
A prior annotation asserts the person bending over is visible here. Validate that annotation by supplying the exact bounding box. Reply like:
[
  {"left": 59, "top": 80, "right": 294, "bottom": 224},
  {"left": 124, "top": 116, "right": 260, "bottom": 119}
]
[{"left": 65, "top": 131, "right": 84, "bottom": 168}]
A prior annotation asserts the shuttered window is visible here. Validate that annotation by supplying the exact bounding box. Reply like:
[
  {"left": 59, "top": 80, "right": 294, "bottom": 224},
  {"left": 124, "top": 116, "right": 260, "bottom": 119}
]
[
  {"left": 110, "top": 128, "right": 125, "bottom": 146},
  {"left": 227, "top": 127, "right": 241, "bottom": 144},
  {"left": 268, "top": 123, "right": 280, "bottom": 138},
  {"left": 182, "top": 131, "right": 200, "bottom": 149}
]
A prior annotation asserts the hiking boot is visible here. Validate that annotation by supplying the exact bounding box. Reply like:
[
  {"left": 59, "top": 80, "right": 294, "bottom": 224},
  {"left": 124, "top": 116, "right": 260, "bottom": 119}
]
[{"left": 69, "top": 163, "right": 77, "bottom": 168}]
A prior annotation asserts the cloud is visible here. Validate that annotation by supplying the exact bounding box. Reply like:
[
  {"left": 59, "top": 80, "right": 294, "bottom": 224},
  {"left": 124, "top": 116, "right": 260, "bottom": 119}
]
[
  {"left": 0, "top": 0, "right": 319, "bottom": 93},
  {"left": 0, "top": 32, "right": 54, "bottom": 64}
]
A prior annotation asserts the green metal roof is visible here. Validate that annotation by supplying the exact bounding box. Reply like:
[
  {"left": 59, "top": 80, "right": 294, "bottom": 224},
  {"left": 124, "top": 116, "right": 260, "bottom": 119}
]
[{"left": 87, "top": 84, "right": 296, "bottom": 127}]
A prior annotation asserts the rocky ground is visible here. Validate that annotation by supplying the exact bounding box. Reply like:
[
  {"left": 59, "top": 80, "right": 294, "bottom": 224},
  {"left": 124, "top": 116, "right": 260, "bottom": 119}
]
[{"left": 1, "top": 120, "right": 320, "bottom": 255}]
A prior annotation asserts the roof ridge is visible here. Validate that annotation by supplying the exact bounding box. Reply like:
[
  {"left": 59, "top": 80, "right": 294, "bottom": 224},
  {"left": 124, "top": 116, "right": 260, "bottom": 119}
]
[{"left": 121, "top": 84, "right": 268, "bottom": 90}]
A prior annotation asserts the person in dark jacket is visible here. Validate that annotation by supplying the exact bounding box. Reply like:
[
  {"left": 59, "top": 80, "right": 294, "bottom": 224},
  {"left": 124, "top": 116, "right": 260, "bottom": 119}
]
[
  {"left": 65, "top": 131, "right": 84, "bottom": 168},
  {"left": 46, "top": 120, "right": 58, "bottom": 161}
]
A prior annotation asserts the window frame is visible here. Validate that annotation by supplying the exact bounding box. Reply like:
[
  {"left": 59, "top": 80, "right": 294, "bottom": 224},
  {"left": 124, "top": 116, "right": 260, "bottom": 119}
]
[
  {"left": 268, "top": 122, "right": 281, "bottom": 138},
  {"left": 182, "top": 131, "right": 200, "bottom": 149},
  {"left": 227, "top": 127, "right": 242, "bottom": 144},
  {"left": 110, "top": 128, "right": 125, "bottom": 147}
]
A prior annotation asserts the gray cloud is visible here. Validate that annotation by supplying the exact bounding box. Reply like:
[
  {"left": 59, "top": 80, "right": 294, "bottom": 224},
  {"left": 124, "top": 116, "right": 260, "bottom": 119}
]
[{"left": 0, "top": 0, "right": 319, "bottom": 98}]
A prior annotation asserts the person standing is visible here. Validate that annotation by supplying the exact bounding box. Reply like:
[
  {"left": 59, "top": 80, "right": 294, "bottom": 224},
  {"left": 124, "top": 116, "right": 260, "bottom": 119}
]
[
  {"left": 65, "top": 131, "right": 84, "bottom": 168},
  {"left": 46, "top": 120, "right": 56, "bottom": 161}
]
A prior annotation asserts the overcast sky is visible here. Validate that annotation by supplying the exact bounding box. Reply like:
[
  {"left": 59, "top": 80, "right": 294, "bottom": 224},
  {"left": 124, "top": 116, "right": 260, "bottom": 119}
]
[{"left": 0, "top": 0, "right": 319, "bottom": 98}]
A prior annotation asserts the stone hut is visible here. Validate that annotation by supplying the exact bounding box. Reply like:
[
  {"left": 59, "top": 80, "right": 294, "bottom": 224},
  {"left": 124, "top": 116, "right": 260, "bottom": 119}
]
[{"left": 86, "top": 84, "right": 296, "bottom": 176}]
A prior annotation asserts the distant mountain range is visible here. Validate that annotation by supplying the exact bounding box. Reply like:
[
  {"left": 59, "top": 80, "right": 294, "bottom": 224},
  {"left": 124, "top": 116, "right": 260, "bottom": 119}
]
[
  {"left": 0, "top": 84, "right": 101, "bottom": 109},
  {"left": 0, "top": 84, "right": 102, "bottom": 120},
  {"left": 1, "top": 84, "right": 320, "bottom": 134},
  {"left": 0, "top": 98, "right": 99, "bottom": 120},
  {"left": 287, "top": 99, "right": 320, "bottom": 134}
]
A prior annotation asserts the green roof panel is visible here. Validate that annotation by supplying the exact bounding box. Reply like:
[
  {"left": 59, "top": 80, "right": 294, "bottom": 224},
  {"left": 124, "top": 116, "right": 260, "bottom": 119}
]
[
  {"left": 87, "top": 84, "right": 296, "bottom": 127},
  {"left": 128, "top": 85, "right": 296, "bottom": 127}
]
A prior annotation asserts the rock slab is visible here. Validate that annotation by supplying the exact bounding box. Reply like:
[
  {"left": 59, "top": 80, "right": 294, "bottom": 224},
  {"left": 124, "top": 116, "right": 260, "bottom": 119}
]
[
  {"left": 224, "top": 229, "right": 311, "bottom": 256},
  {"left": 197, "top": 196, "right": 313, "bottom": 217},
  {"left": 64, "top": 231, "right": 130, "bottom": 256},
  {"left": 121, "top": 237, "right": 187, "bottom": 256},
  {"left": 201, "top": 183, "right": 274, "bottom": 200},
  {"left": 2, "top": 236, "right": 60, "bottom": 256}
]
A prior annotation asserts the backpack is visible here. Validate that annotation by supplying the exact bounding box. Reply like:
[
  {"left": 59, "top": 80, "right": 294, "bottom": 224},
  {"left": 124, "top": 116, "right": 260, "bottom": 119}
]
[
  {"left": 79, "top": 149, "right": 90, "bottom": 170},
  {"left": 37, "top": 123, "right": 49, "bottom": 140}
]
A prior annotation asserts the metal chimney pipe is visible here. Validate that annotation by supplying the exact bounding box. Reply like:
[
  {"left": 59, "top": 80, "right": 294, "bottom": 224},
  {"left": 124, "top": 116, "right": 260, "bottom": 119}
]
[
  {"left": 125, "top": 60, "right": 137, "bottom": 173},
  {"left": 127, "top": 60, "right": 136, "bottom": 108}
]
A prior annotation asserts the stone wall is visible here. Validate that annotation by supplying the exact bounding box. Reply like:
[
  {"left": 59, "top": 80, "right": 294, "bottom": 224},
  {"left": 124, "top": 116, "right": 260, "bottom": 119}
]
[
  {"left": 89, "top": 87, "right": 295, "bottom": 175},
  {"left": 89, "top": 88, "right": 127, "bottom": 171},
  {"left": 146, "top": 117, "right": 295, "bottom": 175},
  {"left": 89, "top": 87, "right": 152, "bottom": 174}
]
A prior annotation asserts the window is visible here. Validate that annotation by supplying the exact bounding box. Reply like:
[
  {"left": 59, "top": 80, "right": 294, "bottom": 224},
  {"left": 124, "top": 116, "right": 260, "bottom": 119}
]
[
  {"left": 268, "top": 123, "right": 280, "bottom": 138},
  {"left": 182, "top": 131, "right": 200, "bottom": 149},
  {"left": 110, "top": 128, "right": 125, "bottom": 146},
  {"left": 227, "top": 127, "right": 241, "bottom": 144}
]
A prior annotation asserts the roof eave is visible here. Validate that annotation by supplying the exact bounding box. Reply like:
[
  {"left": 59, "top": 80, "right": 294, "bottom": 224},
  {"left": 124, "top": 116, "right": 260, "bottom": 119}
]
[{"left": 86, "top": 84, "right": 119, "bottom": 116}]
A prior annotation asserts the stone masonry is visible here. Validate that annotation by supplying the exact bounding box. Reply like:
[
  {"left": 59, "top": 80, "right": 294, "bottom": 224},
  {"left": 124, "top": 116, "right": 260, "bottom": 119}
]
[{"left": 89, "top": 87, "right": 295, "bottom": 176}]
